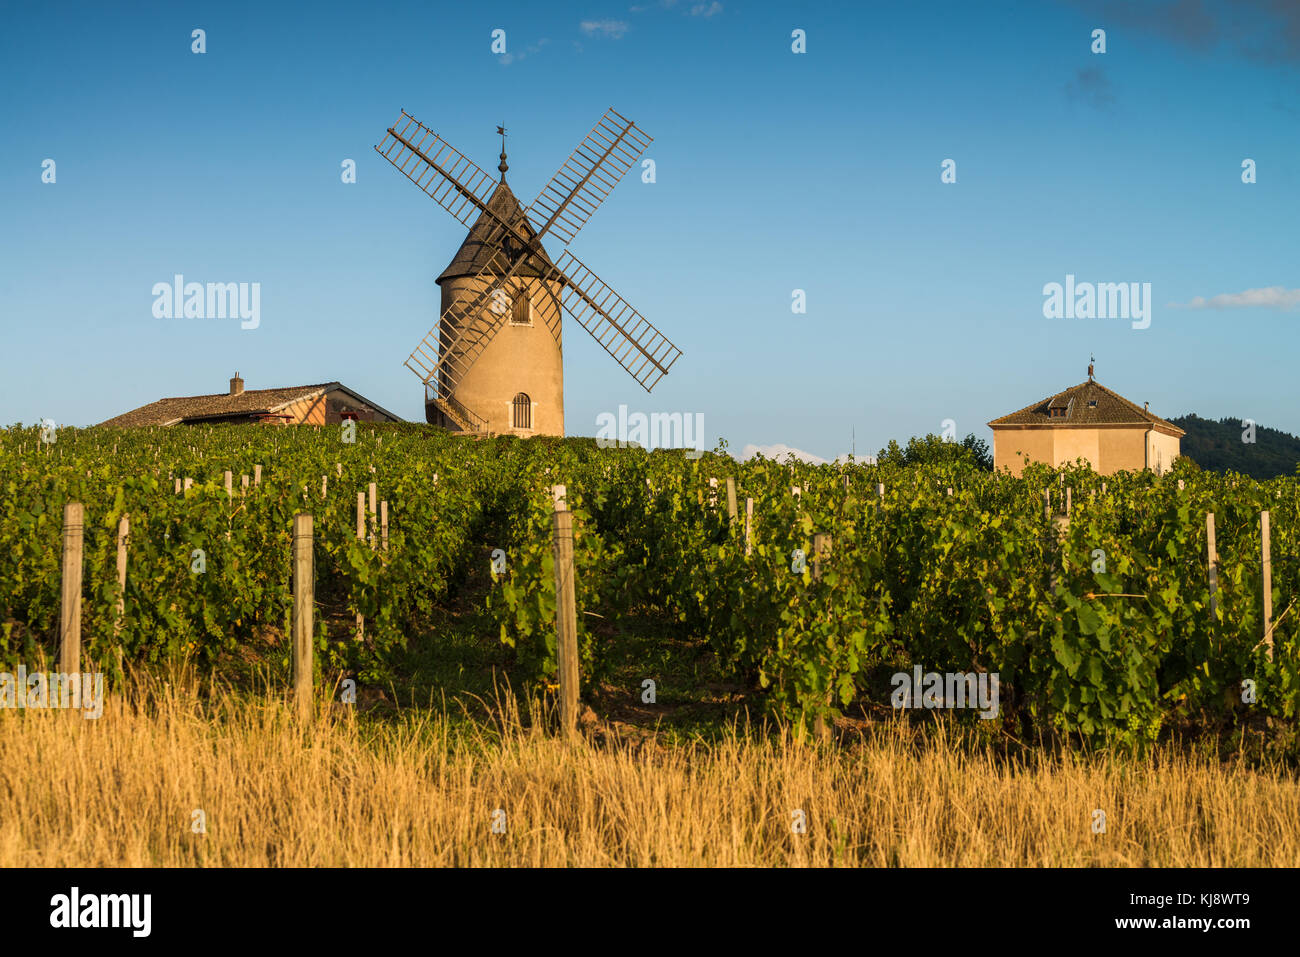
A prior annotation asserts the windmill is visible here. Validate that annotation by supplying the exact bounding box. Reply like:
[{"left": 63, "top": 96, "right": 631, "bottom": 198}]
[{"left": 375, "top": 108, "right": 683, "bottom": 436}]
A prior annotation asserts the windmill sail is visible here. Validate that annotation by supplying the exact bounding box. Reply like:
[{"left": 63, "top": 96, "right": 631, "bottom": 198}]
[
  {"left": 525, "top": 108, "right": 653, "bottom": 247},
  {"left": 376, "top": 112, "right": 505, "bottom": 231},
  {"left": 550, "top": 251, "right": 681, "bottom": 393}
]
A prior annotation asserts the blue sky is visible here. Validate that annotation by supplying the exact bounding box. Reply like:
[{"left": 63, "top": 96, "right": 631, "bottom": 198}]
[{"left": 2, "top": 0, "right": 1298, "bottom": 461}]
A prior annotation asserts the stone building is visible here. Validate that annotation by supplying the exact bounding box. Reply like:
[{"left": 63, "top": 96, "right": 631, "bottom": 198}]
[
  {"left": 99, "top": 374, "right": 402, "bottom": 426},
  {"left": 988, "top": 369, "right": 1182, "bottom": 475}
]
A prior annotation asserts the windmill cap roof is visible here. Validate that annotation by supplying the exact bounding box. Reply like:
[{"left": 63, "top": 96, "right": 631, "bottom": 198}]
[
  {"left": 988, "top": 379, "right": 1184, "bottom": 435},
  {"left": 436, "top": 181, "right": 558, "bottom": 283}
]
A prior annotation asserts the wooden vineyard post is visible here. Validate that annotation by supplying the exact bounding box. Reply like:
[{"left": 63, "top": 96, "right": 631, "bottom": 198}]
[
  {"left": 812, "top": 534, "right": 830, "bottom": 581},
  {"left": 368, "top": 482, "right": 377, "bottom": 549},
  {"left": 114, "top": 514, "right": 129, "bottom": 674},
  {"left": 1262, "top": 510, "right": 1273, "bottom": 660},
  {"left": 336, "top": 462, "right": 342, "bottom": 478},
  {"left": 224, "top": 470, "right": 234, "bottom": 540},
  {"left": 708, "top": 477, "right": 718, "bottom": 507},
  {"left": 745, "top": 498, "right": 754, "bottom": 557},
  {"left": 321, "top": 475, "right": 327, "bottom": 499},
  {"left": 60, "top": 503, "right": 84, "bottom": 675},
  {"left": 355, "top": 493, "right": 365, "bottom": 639},
  {"left": 174, "top": 477, "right": 181, "bottom": 495},
  {"left": 241, "top": 474, "right": 249, "bottom": 495},
  {"left": 1178, "top": 479, "right": 1185, "bottom": 492},
  {"left": 292, "top": 513, "right": 314, "bottom": 719},
  {"left": 551, "top": 492, "right": 579, "bottom": 738},
  {"left": 183, "top": 477, "right": 193, "bottom": 492},
  {"left": 1066, "top": 487, "right": 1072, "bottom": 516},
  {"left": 726, "top": 478, "right": 737, "bottom": 524},
  {"left": 254, "top": 464, "right": 262, "bottom": 486},
  {"left": 1206, "top": 512, "right": 1219, "bottom": 616},
  {"left": 1043, "top": 488, "right": 1051, "bottom": 521},
  {"left": 812, "top": 533, "right": 833, "bottom": 742},
  {"left": 381, "top": 501, "right": 389, "bottom": 553},
  {"left": 877, "top": 483, "right": 885, "bottom": 499}
]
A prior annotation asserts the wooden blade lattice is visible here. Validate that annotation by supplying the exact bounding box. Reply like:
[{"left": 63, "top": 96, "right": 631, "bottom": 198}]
[
  {"left": 525, "top": 108, "right": 652, "bottom": 247},
  {"left": 550, "top": 251, "right": 681, "bottom": 393},
  {"left": 376, "top": 111, "right": 502, "bottom": 231}
]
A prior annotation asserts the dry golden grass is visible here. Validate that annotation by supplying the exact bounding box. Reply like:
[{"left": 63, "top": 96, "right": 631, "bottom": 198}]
[{"left": 1, "top": 674, "right": 1297, "bottom": 867}]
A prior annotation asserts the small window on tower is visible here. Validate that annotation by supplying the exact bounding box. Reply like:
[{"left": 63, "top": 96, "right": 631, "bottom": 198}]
[
  {"left": 511, "top": 294, "right": 532, "bottom": 325},
  {"left": 512, "top": 392, "right": 532, "bottom": 429}
]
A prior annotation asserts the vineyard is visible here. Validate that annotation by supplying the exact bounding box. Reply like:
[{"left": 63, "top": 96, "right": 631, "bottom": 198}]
[{"left": 1, "top": 422, "right": 1297, "bottom": 751}]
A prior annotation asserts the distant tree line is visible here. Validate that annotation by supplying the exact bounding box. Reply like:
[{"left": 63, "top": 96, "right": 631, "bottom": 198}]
[{"left": 1170, "top": 414, "right": 1300, "bottom": 479}]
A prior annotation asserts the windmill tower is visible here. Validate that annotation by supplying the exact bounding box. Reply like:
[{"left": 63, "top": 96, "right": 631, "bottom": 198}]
[{"left": 376, "top": 109, "right": 683, "bottom": 436}]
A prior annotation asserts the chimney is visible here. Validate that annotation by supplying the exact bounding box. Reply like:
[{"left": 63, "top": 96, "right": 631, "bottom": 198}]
[{"left": 230, "top": 372, "right": 244, "bottom": 396}]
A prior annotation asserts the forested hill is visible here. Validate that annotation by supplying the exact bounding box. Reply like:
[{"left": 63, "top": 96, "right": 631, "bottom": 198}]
[{"left": 1171, "top": 414, "right": 1300, "bottom": 479}]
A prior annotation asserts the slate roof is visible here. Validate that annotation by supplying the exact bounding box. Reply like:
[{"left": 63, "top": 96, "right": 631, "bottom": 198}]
[
  {"left": 98, "top": 382, "right": 401, "bottom": 427},
  {"left": 988, "top": 380, "right": 1184, "bottom": 435},
  {"left": 436, "top": 180, "right": 558, "bottom": 283}
]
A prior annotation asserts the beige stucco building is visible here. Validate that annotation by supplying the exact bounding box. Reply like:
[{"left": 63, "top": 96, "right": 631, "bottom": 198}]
[
  {"left": 425, "top": 164, "right": 564, "bottom": 438},
  {"left": 988, "top": 377, "right": 1183, "bottom": 476}
]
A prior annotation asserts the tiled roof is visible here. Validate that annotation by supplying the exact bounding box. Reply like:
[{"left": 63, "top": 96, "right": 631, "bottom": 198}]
[
  {"left": 988, "top": 380, "right": 1184, "bottom": 434},
  {"left": 98, "top": 383, "right": 336, "bottom": 427},
  {"left": 436, "top": 180, "right": 558, "bottom": 283}
]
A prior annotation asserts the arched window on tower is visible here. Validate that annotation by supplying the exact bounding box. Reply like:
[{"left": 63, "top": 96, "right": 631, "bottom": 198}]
[
  {"left": 511, "top": 293, "right": 532, "bottom": 325},
  {"left": 512, "top": 392, "right": 532, "bottom": 430}
]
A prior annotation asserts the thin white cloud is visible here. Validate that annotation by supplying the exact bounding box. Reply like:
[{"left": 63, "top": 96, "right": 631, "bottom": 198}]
[
  {"left": 1171, "top": 286, "right": 1300, "bottom": 309},
  {"left": 690, "top": 1, "right": 723, "bottom": 16},
  {"left": 580, "top": 19, "right": 629, "bottom": 38},
  {"left": 740, "top": 443, "right": 829, "bottom": 466}
]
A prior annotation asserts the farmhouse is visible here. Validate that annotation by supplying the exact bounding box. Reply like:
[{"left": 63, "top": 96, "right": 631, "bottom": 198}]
[
  {"left": 988, "top": 367, "right": 1182, "bottom": 476},
  {"left": 98, "top": 375, "right": 402, "bottom": 427}
]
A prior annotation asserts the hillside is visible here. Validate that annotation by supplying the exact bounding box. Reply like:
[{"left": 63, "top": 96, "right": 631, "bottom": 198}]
[{"left": 1171, "top": 414, "right": 1300, "bottom": 479}]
